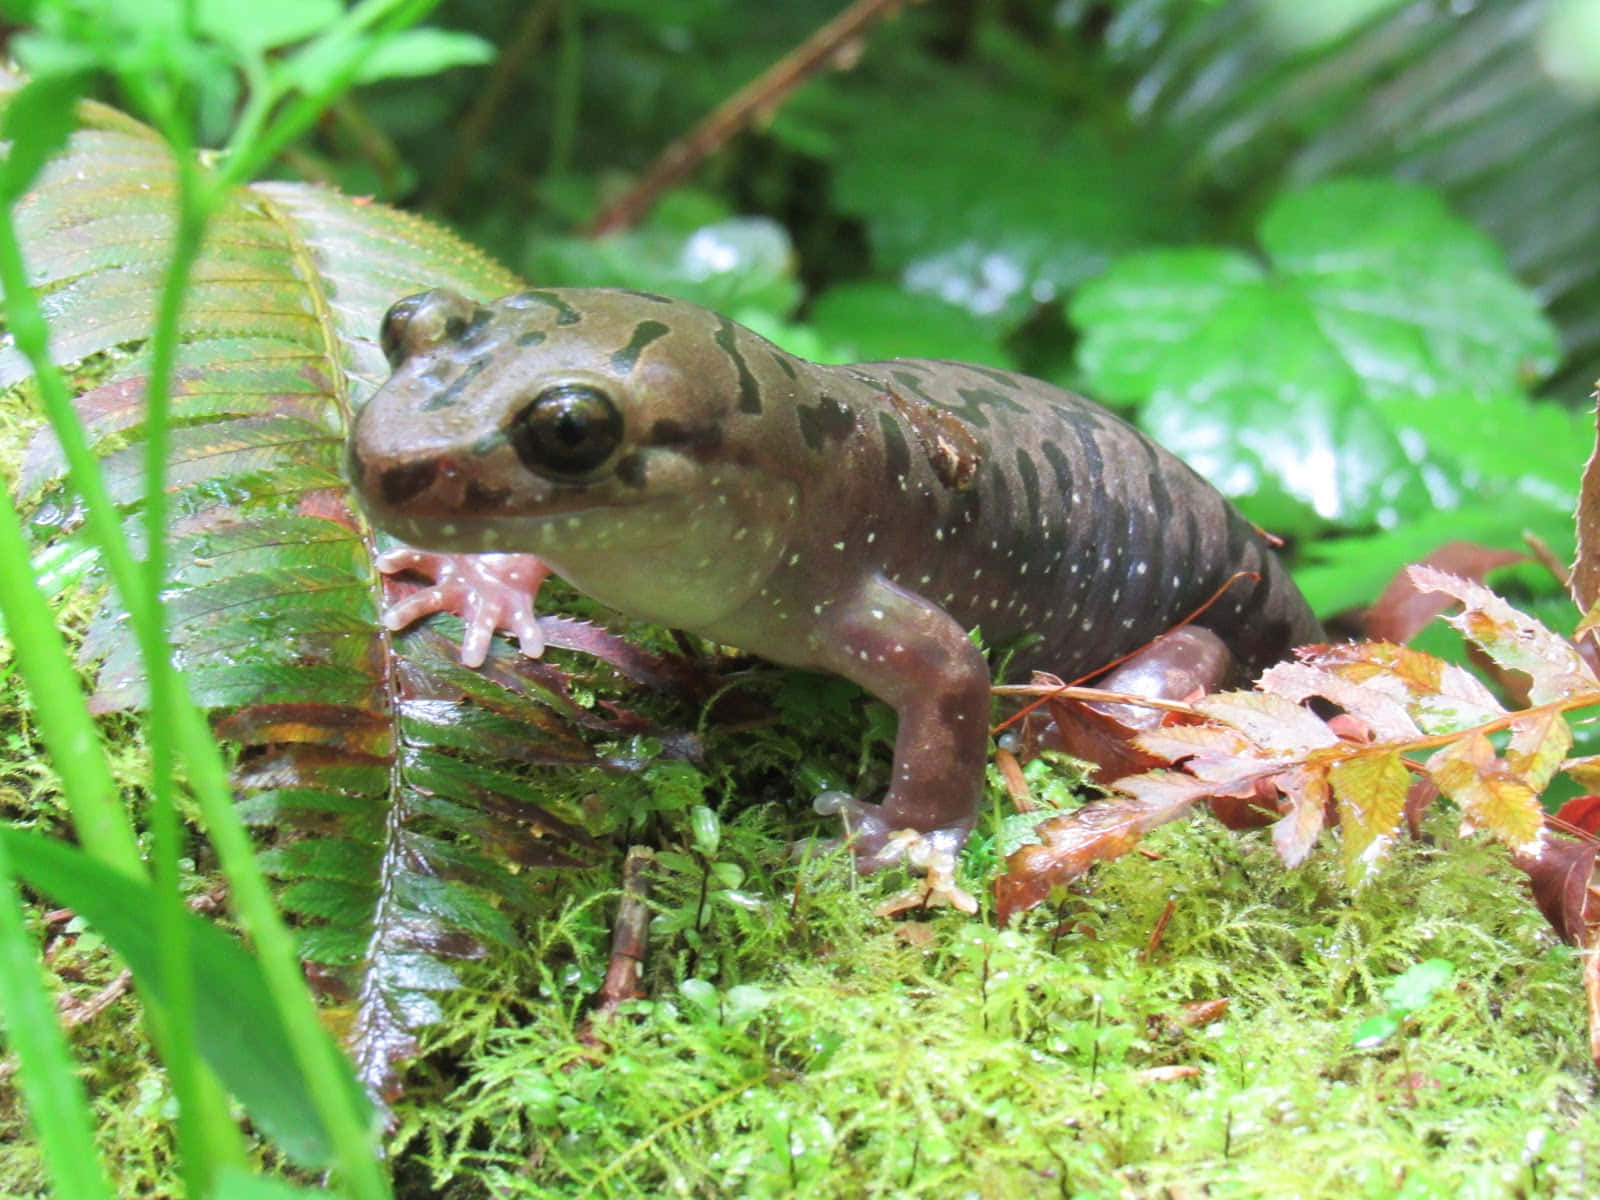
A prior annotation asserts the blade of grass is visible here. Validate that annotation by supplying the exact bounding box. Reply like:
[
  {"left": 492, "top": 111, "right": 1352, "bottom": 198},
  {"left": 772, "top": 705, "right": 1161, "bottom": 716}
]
[
  {"left": 0, "top": 834, "right": 113, "bottom": 1200},
  {"left": 1, "top": 828, "right": 373, "bottom": 1169}
]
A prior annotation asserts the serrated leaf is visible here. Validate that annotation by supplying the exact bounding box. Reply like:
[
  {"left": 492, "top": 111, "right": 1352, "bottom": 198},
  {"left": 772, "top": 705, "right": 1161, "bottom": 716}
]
[
  {"left": 1426, "top": 732, "right": 1543, "bottom": 855},
  {"left": 2, "top": 87, "right": 648, "bottom": 1105},
  {"left": 1111, "top": 0, "right": 1600, "bottom": 395},
  {"left": 1328, "top": 749, "right": 1411, "bottom": 884},
  {"left": 1072, "top": 178, "right": 1559, "bottom": 534},
  {"left": 1272, "top": 763, "right": 1329, "bottom": 868},
  {"left": 996, "top": 778, "right": 1203, "bottom": 925},
  {"left": 1305, "top": 641, "right": 1506, "bottom": 734},
  {"left": 1193, "top": 689, "right": 1341, "bottom": 754},
  {"left": 1506, "top": 710, "right": 1573, "bottom": 796},
  {"left": 1409, "top": 566, "right": 1599, "bottom": 704},
  {"left": 1260, "top": 660, "right": 1419, "bottom": 742}
]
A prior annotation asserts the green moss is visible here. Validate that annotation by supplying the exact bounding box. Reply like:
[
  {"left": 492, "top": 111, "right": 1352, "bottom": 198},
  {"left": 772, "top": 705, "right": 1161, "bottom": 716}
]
[{"left": 382, "top": 803, "right": 1600, "bottom": 1198}]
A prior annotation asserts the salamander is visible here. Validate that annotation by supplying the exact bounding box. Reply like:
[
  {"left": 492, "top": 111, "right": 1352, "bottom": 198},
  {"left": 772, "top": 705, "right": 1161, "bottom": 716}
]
[{"left": 347, "top": 287, "right": 1321, "bottom": 868}]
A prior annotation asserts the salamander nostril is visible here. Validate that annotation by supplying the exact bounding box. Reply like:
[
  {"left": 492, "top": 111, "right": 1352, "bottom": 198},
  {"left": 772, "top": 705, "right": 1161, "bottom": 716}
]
[{"left": 378, "top": 459, "right": 439, "bottom": 507}]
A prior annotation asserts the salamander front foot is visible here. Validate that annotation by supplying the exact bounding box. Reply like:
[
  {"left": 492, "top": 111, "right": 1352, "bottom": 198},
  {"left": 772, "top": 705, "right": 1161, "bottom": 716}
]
[{"left": 374, "top": 549, "right": 554, "bottom": 667}]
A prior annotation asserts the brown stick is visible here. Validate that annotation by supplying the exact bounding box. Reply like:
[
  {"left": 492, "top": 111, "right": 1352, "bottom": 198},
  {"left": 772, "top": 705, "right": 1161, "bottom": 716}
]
[
  {"left": 588, "top": 845, "right": 655, "bottom": 1019},
  {"left": 585, "top": 0, "right": 914, "bottom": 236}
]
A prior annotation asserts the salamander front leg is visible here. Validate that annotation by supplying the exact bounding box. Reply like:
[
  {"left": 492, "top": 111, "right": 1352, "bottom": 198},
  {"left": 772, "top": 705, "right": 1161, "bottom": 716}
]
[
  {"left": 810, "top": 575, "right": 993, "bottom": 872},
  {"left": 374, "top": 550, "right": 554, "bottom": 667}
]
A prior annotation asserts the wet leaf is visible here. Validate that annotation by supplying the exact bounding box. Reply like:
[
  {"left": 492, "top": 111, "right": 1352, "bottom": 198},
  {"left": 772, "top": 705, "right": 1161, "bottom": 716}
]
[
  {"left": 827, "top": 75, "right": 1181, "bottom": 331},
  {"left": 2, "top": 87, "right": 678, "bottom": 1104},
  {"left": 1555, "top": 794, "right": 1600, "bottom": 837},
  {"left": 1072, "top": 179, "right": 1559, "bottom": 535}
]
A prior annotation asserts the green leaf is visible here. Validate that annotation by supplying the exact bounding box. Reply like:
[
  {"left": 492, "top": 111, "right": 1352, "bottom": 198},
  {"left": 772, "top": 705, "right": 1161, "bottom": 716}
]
[
  {"left": 526, "top": 217, "right": 801, "bottom": 319},
  {"left": 1110, "top": 0, "right": 1600, "bottom": 397},
  {"left": 828, "top": 73, "right": 1183, "bottom": 332},
  {"left": 209, "top": 1166, "right": 346, "bottom": 1199},
  {"left": 805, "top": 283, "right": 1014, "bottom": 369},
  {"left": 0, "top": 834, "right": 112, "bottom": 1200},
  {"left": 0, "top": 71, "right": 90, "bottom": 204},
  {"left": 0, "top": 829, "right": 373, "bottom": 1169},
  {"left": 1382, "top": 957, "right": 1456, "bottom": 1015},
  {"left": 1071, "top": 178, "right": 1560, "bottom": 534},
  {"left": 2, "top": 89, "right": 611, "bottom": 1108},
  {"left": 351, "top": 28, "right": 495, "bottom": 84},
  {"left": 196, "top": 0, "right": 341, "bottom": 54},
  {"left": 689, "top": 805, "right": 720, "bottom": 857}
]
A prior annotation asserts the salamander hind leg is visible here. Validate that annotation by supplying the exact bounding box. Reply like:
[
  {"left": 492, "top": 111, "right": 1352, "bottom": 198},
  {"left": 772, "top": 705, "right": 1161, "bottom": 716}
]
[{"left": 808, "top": 575, "right": 994, "bottom": 872}]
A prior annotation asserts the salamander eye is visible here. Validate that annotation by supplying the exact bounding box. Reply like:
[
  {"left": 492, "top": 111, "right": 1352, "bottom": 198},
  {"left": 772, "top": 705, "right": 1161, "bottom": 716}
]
[
  {"left": 379, "top": 294, "right": 429, "bottom": 367},
  {"left": 508, "top": 383, "right": 625, "bottom": 481}
]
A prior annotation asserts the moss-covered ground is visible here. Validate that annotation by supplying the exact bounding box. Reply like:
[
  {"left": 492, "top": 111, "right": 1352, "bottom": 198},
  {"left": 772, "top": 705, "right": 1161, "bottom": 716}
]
[{"left": 1, "top": 614, "right": 1596, "bottom": 1197}]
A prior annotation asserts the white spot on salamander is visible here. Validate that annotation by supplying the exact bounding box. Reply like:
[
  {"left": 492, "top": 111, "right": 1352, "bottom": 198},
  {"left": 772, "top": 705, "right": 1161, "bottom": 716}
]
[
  {"left": 1135, "top": 561, "right": 1148, "bottom": 575},
  {"left": 871, "top": 608, "right": 884, "bottom": 620},
  {"left": 833, "top": 541, "right": 846, "bottom": 551}
]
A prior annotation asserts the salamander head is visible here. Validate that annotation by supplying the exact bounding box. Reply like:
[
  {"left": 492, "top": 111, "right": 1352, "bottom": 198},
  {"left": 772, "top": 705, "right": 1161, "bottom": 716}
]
[
  {"left": 348, "top": 287, "right": 803, "bottom": 626},
  {"left": 352, "top": 288, "right": 757, "bottom": 550}
]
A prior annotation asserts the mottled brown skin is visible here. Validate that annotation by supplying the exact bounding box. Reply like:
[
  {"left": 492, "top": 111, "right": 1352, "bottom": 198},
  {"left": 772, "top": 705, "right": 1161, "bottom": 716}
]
[{"left": 349, "top": 288, "right": 1321, "bottom": 868}]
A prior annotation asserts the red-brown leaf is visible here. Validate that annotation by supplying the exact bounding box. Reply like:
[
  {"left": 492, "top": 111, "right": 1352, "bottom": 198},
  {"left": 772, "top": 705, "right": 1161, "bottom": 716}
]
[
  {"left": 1512, "top": 833, "right": 1598, "bottom": 947},
  {"left": 995, "top": 782, "right": 1203, "bottom": 926},
  {"left": 1570, "top": 389, "right": 1600, "bottom": 616},
  {"left": 1555, "top": 795, "right": 1600, "bottom": 836},
  {"left": 1042, "top": 694, "right": 1167, "bottom": 783}
]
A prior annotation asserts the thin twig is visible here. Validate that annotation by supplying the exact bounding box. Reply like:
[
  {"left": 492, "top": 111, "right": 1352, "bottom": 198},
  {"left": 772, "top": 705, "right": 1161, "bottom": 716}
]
[{"left": 585, "top": 0, "right": 914, "bottom": 236}]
